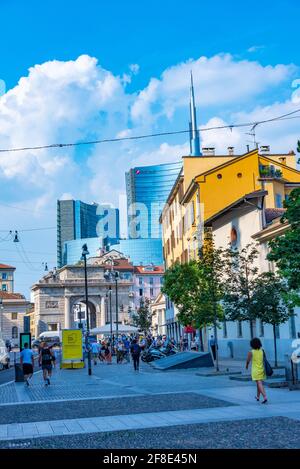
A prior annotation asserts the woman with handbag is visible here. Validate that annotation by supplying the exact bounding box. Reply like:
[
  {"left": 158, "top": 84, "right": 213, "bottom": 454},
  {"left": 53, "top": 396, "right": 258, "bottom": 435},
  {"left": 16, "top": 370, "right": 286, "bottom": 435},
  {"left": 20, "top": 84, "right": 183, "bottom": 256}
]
[{"left": 246, "top": 338, "right": 268, "bottom": 404}]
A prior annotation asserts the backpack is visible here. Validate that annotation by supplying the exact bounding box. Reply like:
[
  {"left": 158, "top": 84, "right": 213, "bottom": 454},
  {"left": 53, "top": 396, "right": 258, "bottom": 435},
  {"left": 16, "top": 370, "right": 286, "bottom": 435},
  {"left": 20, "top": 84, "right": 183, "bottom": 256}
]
[{"left": 131, "top": 343, "right": 140, "bottom": 355}]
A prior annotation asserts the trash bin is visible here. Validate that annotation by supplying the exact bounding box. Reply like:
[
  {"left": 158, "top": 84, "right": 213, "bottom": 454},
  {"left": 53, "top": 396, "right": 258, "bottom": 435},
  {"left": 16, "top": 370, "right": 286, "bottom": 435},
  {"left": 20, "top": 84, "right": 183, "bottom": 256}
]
[{"left": 14, "top": 363, "right": 24, "bottom": 382}]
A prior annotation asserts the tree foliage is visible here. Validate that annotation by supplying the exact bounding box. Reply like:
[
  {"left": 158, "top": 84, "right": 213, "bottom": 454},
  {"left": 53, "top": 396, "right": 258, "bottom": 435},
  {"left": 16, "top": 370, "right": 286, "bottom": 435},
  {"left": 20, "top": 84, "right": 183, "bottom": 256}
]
[
  {"left": 162, "top": 232, "right": 225, "bottom": 329},
  {"left": 268, "top": 188, "right": 300, "bottom": 301},
  {"left": 131, "top": 297, "right": 153, "bottom": 334},
  {"left": 222, "top": 243, "right": 260, "bottom": 337}
]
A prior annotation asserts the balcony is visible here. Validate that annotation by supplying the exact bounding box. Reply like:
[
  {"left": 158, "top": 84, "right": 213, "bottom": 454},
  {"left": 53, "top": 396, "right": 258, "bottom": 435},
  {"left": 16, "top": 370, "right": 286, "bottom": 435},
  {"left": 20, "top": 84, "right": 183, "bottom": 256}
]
[{"left": 259, "top": 165, "right": 283, "bottom": 179}]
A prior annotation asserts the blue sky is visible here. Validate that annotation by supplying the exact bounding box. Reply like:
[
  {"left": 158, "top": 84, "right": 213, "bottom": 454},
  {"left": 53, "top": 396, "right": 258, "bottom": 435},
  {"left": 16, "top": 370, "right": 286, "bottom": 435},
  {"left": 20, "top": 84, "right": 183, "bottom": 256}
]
[{"left": 0, "top": 0, "right": 299, "bottom": 296}]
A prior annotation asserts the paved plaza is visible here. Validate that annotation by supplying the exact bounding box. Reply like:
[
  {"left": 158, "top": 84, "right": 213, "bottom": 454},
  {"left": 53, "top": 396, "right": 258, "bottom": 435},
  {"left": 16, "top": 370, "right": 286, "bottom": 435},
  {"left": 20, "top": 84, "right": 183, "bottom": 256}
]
[{"left": 0, "top": 359, "right": 300, "bottom": 448}]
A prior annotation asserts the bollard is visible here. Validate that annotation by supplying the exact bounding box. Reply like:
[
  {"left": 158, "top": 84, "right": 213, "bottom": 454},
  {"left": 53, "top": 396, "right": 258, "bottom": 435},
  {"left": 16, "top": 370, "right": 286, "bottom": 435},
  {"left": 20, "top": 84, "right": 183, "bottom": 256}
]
[{"left": 14, "top": 363, "right": 24, "bottom": 382}]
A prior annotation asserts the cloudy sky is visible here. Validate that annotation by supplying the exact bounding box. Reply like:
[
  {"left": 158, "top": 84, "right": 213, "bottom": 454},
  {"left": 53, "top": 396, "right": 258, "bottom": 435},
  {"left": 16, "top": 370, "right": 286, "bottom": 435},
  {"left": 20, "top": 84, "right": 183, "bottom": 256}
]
[{"left": 0, "top": 0, "right": 299, "bottom": 295}]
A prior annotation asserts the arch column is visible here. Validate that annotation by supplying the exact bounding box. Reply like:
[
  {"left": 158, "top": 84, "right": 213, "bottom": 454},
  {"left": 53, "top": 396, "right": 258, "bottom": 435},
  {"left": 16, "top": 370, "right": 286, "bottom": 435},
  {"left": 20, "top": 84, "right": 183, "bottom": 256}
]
[
  {"left": 100, "top": 297, "right": 106, "bottom": 326},
  {"left": 64, "top": 296, "right": 71, "bottom": 329}
]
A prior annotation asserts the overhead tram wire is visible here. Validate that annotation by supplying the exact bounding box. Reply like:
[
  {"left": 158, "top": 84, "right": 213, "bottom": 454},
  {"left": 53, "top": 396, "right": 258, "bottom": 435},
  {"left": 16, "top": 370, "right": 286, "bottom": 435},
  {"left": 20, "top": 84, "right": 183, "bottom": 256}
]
[{"left": 0, "top": 108, "right": 299, "bottom": 154}]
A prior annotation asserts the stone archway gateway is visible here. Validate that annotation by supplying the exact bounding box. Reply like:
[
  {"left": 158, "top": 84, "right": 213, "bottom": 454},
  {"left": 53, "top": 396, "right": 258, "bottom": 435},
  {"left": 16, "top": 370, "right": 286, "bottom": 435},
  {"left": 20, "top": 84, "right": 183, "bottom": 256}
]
[{"left": 31, "top": 251, "right": 135, "bottom": 335}]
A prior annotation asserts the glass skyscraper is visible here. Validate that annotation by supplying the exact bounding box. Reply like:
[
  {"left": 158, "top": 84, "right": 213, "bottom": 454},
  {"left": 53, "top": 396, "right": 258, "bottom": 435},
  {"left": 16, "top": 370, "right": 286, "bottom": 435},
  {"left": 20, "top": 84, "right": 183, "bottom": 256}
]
[
  {"left": 125, "top": 161, "right": 182, "bottom": 239},
  {"left": 57, "top": 200, "right": 120, "bottom": 267}
]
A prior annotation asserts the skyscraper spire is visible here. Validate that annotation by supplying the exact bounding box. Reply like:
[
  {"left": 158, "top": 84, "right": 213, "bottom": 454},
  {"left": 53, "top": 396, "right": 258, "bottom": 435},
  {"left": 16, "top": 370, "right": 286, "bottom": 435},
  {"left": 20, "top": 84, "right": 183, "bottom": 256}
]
[{"left": 189, "top": 71, "right": 201, "bottom": 156}]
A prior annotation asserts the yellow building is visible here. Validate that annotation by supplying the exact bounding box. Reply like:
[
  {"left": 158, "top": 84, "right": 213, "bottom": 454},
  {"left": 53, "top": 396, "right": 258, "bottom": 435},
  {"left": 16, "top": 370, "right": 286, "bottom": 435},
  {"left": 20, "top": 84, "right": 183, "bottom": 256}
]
[{"left": 161, "top": 148, "right": 300, "bottom": 268}]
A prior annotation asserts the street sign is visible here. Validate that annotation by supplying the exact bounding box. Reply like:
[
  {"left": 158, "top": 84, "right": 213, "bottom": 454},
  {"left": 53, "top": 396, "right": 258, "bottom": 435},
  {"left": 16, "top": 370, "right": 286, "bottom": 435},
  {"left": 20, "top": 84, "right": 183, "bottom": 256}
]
[
  {"left": 62, "top": 329, "right": 83, "bottom": 361},
  {"left": 20, "top": 332, "right": 31, "bottom": 351}
]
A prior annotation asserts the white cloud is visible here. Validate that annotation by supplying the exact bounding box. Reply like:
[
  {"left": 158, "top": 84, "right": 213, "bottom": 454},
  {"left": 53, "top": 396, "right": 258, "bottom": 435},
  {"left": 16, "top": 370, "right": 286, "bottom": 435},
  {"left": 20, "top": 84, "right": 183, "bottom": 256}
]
[
  {"left": 247, "top": 45, "right": 265, "bottom": 53},
  {"left": 131, "top": 53, "right": 296, "bottom": 122},
  {"left": 0, "top": 52, "right": 299, "bottom": 296}
]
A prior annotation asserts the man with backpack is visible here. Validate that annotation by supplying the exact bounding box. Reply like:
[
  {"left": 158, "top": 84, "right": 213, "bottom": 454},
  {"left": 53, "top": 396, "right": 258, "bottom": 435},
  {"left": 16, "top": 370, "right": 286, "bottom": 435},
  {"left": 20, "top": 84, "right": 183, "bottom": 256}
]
[
  {"left": 130, "top": 338, "right": 141, "bottom": 372},
  {"left": 39, "top": 341, "right": 55, "bottom": 386}
]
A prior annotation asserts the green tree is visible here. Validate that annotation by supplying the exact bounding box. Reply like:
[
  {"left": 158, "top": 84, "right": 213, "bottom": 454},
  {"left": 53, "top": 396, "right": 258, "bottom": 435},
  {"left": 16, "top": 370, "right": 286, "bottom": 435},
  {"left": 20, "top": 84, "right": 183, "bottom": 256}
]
[
  {"left": 162, "top": 230, "right": 225, "bottom": 370},
  {"left": 222, "top": 243, "right": 260, "bottom": 339},
  {"left": 268, "top": 188, "right": 300, "bottom": 304},
  {"left": 252, "top": 272, "right": 294, "bottom": 367},
  {"left": 131, "top": 297, "right": 153, "bottom": 335},
  {"left": 196, "top": 232, "right": 225, "bottom": 371}
]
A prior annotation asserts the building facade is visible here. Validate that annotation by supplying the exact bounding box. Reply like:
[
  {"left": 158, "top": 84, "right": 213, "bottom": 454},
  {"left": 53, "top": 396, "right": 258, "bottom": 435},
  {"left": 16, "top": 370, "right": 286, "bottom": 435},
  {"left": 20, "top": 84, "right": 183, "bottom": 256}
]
[
  {"left": 150, "top": 292, "right": 167, "bottom": 336},
  {"left": 57, "top": 199, "right": 120, "bottom": 267},
  {"left": 161, "top": 148, "right": 300, "bottom": 268},
  {"left": 0, "top": 262, "right": 32, "bottom": 343},
  {"left": 126, "top": 161, "right": 182, "bottom": 239},
  {"left": 0, "top": 263, "right": 15, "bottom": 293},
  {"left": 32, "top": 250, "right": 135, "bottom": 336},
  {"left": 63, "top": 237, "right": 164, "bottom": 267},
  {"left": 133, "top": 265, "right": 164, "bottom": 309}
]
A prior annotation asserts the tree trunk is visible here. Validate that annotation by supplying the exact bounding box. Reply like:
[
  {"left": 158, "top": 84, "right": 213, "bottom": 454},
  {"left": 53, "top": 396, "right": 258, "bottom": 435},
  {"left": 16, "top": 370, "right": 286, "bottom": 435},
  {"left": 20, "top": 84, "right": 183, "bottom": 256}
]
[
  {"left": 273, "top": 323, "right": 278, "bottom": 368},
  {"left": 249, "top": 320, "right": 254, "bottom": 339},
  {"left": 199, "top": 328, "right": 204, "bottom": 352},
  {"left": 213, "top": 316, "right": 219, "bottom": 372}
]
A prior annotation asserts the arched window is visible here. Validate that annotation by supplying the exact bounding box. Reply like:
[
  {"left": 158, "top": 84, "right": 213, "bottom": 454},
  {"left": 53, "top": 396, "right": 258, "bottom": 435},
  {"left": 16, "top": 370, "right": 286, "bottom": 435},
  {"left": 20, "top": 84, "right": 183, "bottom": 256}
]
[{"left": 12, "top": 326, "right": 18, "bottom": 339}]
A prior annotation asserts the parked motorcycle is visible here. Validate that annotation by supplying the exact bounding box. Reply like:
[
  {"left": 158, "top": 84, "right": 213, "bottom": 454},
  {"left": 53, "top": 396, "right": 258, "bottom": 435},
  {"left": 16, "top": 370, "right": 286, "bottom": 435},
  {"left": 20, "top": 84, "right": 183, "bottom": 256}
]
[{"left": 141, "top": 343, "right": 177, "bottom": 363}]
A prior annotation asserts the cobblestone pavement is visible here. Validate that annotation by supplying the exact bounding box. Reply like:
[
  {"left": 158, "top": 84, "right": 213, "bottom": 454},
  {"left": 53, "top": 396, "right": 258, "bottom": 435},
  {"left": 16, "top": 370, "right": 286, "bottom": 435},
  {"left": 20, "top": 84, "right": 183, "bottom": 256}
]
[
  {"left": 0, "top": 392, "right": 234, "bottom": 424},
  {"left": 1, "top": 417, "right": 299, "bottom": 449},
  {"left": 0, "top": 359, "right": 300, "bottom": 449}
]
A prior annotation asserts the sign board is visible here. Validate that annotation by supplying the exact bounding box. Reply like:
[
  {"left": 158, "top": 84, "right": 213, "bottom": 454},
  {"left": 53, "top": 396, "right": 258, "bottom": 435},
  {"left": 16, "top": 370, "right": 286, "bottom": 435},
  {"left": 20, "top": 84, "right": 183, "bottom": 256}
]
[
  {"left": 23, "top": 316, "right": 30, "bottom": 333},
  {"left": 62, "top": 329, "right": 83, "bottom": 361},
  {"left": 20, "top": 332, "right": 31, "bottom": 351}
]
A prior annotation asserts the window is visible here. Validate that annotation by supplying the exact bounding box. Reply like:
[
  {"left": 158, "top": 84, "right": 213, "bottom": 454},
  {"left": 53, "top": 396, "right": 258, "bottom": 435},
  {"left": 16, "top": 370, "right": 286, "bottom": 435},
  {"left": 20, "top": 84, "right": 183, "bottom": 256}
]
[
  {"left": 139, "top": 277, "right": 143, "bottom": 286},
  {"left": 223, "top": 320, "right": 227, "bottom": 338},
  {"left": 289, "top": 315, "right": 296, "bottom": 339},
  {"left": 149, "top": 277, "right": 154, "bottom": 285},
  {"left": 237, "top": 321, "right": 243, "bottom": 338},
  {"left": 139, "top": 288, "right": 143, "bottom": 296},
  {"left": 2, "top": 284, "right": 7, "bottom": 291},
  {"left": 275, "top": 193, "right": 283, "bottom": 208},
  {"left": 230, "top": 227, "right": 238, "bottom": 247},
  {"left": 150, "top": 287, "right": 154, "bottom": 297},
  {"left": 11, "top": 313, "right": 17, "bottom": 320},
  {"left": 12, "top": 326, "right": 18, "bottom": 339},
  {"left": 48, "top": 323, "right": 58, "bottom": 331},
  {"left": 2, "top": 273, "right": 7, "bottom": 280},
  {"left": 259, "top": 320, "right": 264, "bottom": 337}
]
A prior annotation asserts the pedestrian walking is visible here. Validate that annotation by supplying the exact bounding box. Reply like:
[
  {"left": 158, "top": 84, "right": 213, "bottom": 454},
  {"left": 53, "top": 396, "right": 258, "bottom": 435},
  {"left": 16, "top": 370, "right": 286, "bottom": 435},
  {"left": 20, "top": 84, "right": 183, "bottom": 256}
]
[
  {"left": 246, "top": 338, "right": 268, "bottom": 404},
  {"left": 103, "top": 343, "right": 112, "bottom": 364},
  {"left": 209, "top": 335, "right": 216, "bottom": 360},
  {"left": 91, "top": 341, "right": 99, "bottom": 365},
  {"left": 20, "top": 342, "right": 34, "bottom": 386},
  {"left": 130, "top": 339, "right": 141, "bottom": 372},
  {"left": 190, "top": 338, "right": 197, "bottom": 351},
  {"left": 39, "top": 342, "right": 54, "bottom": 386},
  {"left": 116, "top": 340, "right": 124, "bottom": 363}
]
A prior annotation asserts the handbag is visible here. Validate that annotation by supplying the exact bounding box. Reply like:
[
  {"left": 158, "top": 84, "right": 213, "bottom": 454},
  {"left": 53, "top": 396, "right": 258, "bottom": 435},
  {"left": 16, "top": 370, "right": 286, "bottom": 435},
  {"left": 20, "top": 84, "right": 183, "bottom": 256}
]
[{"left": 263, "top": 350, "right": 273, "bottom": 377}]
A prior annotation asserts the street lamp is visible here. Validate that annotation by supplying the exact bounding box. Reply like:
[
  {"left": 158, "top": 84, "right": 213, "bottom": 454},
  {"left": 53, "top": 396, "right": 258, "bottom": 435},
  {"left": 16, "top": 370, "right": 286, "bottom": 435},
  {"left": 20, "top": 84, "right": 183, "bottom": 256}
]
[
  {"left": 106, "top": 286, "right": 113, "bottom": 355},
  {"left": 0, "top": 298, "right": 3, "bottom": 334},
  {"left": 104, "top": 264, "right": 120, "bottom": 339},
  {"left": 81, "top": 243, "right": 92, "bottom": 376}
]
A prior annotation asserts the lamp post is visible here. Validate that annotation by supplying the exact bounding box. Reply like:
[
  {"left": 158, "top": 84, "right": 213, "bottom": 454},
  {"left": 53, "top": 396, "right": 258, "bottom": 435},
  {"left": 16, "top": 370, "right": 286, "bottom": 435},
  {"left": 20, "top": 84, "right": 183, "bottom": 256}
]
[
  {"left": 0, "top": 298, "right": 3, "bottom": 335},
  {"left": 106, "top": 286, "right": 113, "bottom": 355},
  {"left": 104, "top": 263, "right": 120, "bottom": 340},
  {"left": 82, "top": 243, "right": 92, "bottom": 376}
]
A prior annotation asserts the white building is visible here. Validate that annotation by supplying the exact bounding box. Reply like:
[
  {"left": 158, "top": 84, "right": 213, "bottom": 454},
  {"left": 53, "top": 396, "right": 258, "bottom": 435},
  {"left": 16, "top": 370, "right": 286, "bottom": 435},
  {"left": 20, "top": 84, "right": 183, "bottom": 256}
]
[{"left": 206, "top": 190, "right": 299, "bottom": 361}]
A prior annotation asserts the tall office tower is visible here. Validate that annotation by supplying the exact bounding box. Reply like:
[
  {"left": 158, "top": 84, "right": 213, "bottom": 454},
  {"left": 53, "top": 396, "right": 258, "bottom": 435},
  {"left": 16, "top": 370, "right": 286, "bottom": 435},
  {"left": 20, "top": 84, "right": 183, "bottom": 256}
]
[
  {"left": 57, "top": 200, "right": 120, "bottom": 267},
  {"left": 125, "top": 161, "right": 183, "bottom": 240},
  {"left": 125, "top": 73, "right": 201, "bottom": 241}
]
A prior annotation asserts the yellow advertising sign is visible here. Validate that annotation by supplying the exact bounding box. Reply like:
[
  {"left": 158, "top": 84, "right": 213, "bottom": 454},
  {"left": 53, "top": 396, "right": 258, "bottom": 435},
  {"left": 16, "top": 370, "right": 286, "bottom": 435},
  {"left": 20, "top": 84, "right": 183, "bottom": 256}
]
[{"left": 62, "top": 329, "right": 83, "bottom": 361}]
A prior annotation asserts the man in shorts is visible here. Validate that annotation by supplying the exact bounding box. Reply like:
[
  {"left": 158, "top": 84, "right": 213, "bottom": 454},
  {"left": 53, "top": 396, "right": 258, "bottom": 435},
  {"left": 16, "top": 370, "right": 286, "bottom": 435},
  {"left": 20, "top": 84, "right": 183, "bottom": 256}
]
[
  {"left": 39, "top": 342, "right": 54, "bottom": 386},
  {"left": 20, "top": 342, "right": 34, "bottom": 386}
]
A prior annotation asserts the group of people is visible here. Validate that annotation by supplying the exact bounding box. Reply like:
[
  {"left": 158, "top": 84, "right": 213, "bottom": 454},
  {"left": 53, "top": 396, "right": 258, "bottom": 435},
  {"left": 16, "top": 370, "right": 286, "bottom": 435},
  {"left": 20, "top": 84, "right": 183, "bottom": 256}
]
[
  {"left": 88, "top": 335, "right": 146, "bottom": 371},
  {"left": 20, "top": 332, "right": 270, "bottom": 401}
]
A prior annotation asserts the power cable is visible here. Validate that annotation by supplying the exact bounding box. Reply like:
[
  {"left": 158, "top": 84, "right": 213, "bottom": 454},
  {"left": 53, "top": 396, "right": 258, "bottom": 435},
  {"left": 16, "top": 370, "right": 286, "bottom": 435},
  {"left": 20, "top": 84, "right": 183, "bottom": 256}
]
[{"left": 0, "top": 108, "right": 299, "bottom": 153}]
